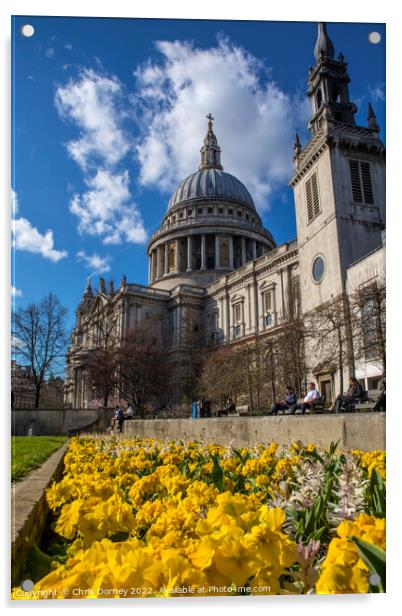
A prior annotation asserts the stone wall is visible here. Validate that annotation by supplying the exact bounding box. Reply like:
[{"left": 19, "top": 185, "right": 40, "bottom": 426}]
[
  {"left": 11, "top": 442, "right": 69, "bottom": 587},
  {"left": 123, "top": 413, "right": 385, "bottom": 451},
  {"left": 11, "top": 408, "right": 115, "bottom": 436}
]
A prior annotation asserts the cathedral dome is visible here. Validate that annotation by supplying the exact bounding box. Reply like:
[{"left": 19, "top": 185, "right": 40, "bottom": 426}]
[
  {"left": 167, "top": 168, "right": 255, "bottom": 211},
  {"left": 147, "top": 115, "right": 275, "bottom": 292}
]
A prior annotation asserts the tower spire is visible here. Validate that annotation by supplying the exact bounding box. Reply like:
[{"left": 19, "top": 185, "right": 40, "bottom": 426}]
[
  {"left": 84, "top": 276, "right": 93, "bottom": 296},
  {"left": 368, "top": 103, "right": 380, "bottom": 132},
  {"left": 293, "top": 133, "right": 302, "bottom": 167},
  {"left": 314, "top": 22, "right": 335, "bottom": 62},
  {"left": 307, "top": 22, "right": 357, "bottom": 134},
  {"left": 199, "top": 114, "right": 223, "bottom": 171}
]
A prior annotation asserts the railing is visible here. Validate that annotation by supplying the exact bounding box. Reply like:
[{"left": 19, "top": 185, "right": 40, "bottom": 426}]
[
  {"left": 148, "top": 215, "right": 273, "bottom": 243},
  {"left": 125, "top": 284, "right": 170, "bottom": 297}
]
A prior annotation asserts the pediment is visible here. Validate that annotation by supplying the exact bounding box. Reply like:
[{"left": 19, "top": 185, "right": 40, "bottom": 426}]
[
  {"left": 87, "top": 294, "right": 109, "bottom": 316},
  {"left": 259, "top": 280, "right": 277, "bottom": 291},
  {"left": 230, "top": 293, "right": 245, "bottom": 304}
]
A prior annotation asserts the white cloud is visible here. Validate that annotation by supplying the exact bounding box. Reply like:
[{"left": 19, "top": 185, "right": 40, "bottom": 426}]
[
  {"left": 134, "top": 37, "right": 307, "bottom": 209},
  {"left": 77, "top": 250, "right": 111, "bottom": 273},
  {"left": 70, "top": 169, "right": 147, "bottom": 244},
  {"left": 11, "top": 189, "right": 19, "bottom": 216},
  {"left": 55, "top": 69, "right": 130, "bottom": 171},
  {"left": 11, "top": 286, "right": 22, "bottom": 298},
  {"left": 46, "top": 47, "right": 55, "bottom": 59},
  {"left": 12, "top": 217, "right": 68, "bottom": 262},
  {"left": 55, "top": 69, "right": 147, "bottom": 245},
  {"left": 368, "top": 83, "right": 385, "bottom": 103},
  {"left": 11, "top": 335, "right": 25, "bottom": 350}
]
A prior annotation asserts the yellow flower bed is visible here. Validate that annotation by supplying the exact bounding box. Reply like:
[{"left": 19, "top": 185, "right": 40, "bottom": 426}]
[
  {"left": 352, "top": 450, "right": 386, "bottom": 480},
  {"left": 11, "top": 437, "right": 386, "bottom": 599},
  {"left": 316, "top": 514, "right": 386, "bottom": 593}
]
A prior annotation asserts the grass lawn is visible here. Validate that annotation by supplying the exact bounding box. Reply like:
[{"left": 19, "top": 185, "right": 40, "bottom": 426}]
[{"left": 11, "top": 436, "right": 68, "bottom": 482}]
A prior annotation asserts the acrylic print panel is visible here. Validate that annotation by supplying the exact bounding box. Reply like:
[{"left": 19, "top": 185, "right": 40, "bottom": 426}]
[{"left": 11, "top": 15, "right": 386, "bottom": 600}]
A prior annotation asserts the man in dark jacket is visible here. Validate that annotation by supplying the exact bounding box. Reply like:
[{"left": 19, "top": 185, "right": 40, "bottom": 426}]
[
  {"left": 330, "top": 377, "right": 364, "bottom": 413},
  {"left": 271, "top": 386, "right": 298, "bottom": 415},
  {"left": 373, "top": 375, "right": 386, "bottom": 411}
]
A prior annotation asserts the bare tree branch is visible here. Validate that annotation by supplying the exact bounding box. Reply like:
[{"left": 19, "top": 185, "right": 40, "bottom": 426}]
[{"left": 12, "top": 293, "right": 69, "bottom": 408}]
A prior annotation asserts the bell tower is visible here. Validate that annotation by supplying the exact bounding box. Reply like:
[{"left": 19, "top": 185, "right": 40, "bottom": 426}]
[
  {"left": 307, "top": 22, "right": 358, "bottom": 133},
  {"left": 290, "top": 22, "right": 385, "bottom": 314}
]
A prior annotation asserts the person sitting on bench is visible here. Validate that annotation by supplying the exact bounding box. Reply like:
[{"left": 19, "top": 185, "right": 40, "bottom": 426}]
[
  {"left": 291, "top": 382, "right": 321, "bottom": 415},
  {"left": 225, "top": 398, "right": 236, "bottom": 413},
  {"left": 271, "top": 386, "right": 297, "bottom": 415},
  {"left": 329, "top": 377, "right": 364, "bottom": 413},
  {"left": 111, "top": 405, "right": 125, "bottom": 431},
  {"left": 124, "top": 404, "right": 135, "bottom": 419},
  {"left": 373, "top": 375, "right": 386, "bottom": 412}
]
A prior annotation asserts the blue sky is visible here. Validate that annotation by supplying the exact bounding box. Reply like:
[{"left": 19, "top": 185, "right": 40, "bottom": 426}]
[{"left": 11, "top": 17, "right": 385, "bottom": 347}]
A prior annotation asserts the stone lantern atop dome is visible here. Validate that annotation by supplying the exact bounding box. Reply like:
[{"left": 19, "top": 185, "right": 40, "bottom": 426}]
[
  {"left": 199, "top": 113, "right": 223, "bottom": 171},
  {"left": 147, "top": 116, "right": 275, "bottom": 291}
]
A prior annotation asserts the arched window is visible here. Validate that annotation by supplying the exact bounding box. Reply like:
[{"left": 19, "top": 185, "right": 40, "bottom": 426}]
[
  {"left": 316, "top": 89, "right": 323, "bottom": 110},
  {"left": 332, "top": 86, "right": 340, "bottom": 103}
]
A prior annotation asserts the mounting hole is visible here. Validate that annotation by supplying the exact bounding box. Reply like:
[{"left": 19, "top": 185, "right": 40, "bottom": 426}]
[
  {"left": 21, "top": 579, "right": 34, "bottom": 591},
  {"left": 368, "top": 31, "right": 381, "bottom": 44},
  {"left": 21, "top": 24, "right": 35, "bottom": 37},
  {"left": 369, "top": 573, "right": 381, "bottom": 586}
]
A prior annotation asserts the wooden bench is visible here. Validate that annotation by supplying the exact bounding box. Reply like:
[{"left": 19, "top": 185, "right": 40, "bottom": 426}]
[
  {"left": 275, "top": 401, "right": 325, "bottom": 415},
  {"left": 216, "top": 404, "right": 250, "bottom": 417},
  {"left": 352, "top": 389, "right": 382, "bottom": 412}
]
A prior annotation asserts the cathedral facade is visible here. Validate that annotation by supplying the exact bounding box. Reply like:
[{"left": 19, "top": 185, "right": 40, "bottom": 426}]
[{"left": 64, "top": 23, "right": 386, "bottom": 410}]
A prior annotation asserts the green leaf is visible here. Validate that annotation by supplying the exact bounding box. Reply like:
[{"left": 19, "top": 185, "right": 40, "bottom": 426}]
[
  {"left": 308, "top": 526, "right": 326, "bottom": 542},
  {"left": 328, "top": 440, "right": 340, "bottom": 458},
  {"left": 304, "top": 508, "right": 313, "bottom": 531},
  {"left": 211, "top": 454, "right": 224, "bottom": 492},
  {"left": 369, "top": 470, "right": 386, "bottom": 517},
  {"left": 350, "top": 536, "right": 386, "bottom": 592},
  {"left": 302, "top": 449, "right": 324, "bottom": 465},
  {"left": 313, "top": 496, "right": 324, "bottom": 521},
  {"left": 232, "top": 448, "right": 245, "bottom": 465},
  {"left": 24, "top": 544, "right": 55, "bottom": 583}
]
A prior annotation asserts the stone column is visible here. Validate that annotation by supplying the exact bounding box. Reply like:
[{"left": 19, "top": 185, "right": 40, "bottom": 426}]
[
  {"left": 225, "top": 284, "right": 230, "bottom": 341},
  {"left": 186, "top": 236, "right": 192, "bottom": 271},
  {"left": 74, "top": 368, "right": 78, "bottom": 409},
  {"left": 272, "top": 282, "right": 277, "bottom": 326},
  {"left": 215, "top": 234, "right": 220, "bottom": 269},
  {"left": 241, "top": 236, "right": 246, "bottom": 265},
  {"left": 150, "top": 251, "right": 155, "bottom": 282},
  {"left": 156, "top": 246, "right": 162, "bottom": 279},
  {"left": 252, "top": 239, "right": 257, "bottom": 260},
  {"left": 252, "top": 270, "right": 259, "bottom": 333},
  {"left": 246, "top": 283, "right": 251, "bottom": 335},
  {"left": 164, "top": 243, "right": 169, "bottom": 275},
  {"left": 176, "top": 306, "right": 181, "bottom": 344},
  {"left": 201, "top": 234, "right": 206, "bottom": 270},
  {"left": 148, "top": 254, "right": 152, "bottom": 283},
  {"left": 174, "top": 239, "right": 179, "bottom": 272},
  {"left": 229, "top": 236, "right": 234, "bottom": 269}
]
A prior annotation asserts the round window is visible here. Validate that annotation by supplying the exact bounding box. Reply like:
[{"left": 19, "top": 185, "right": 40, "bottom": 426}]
[{"left": 312, "top": 256, "right": 325, "bottom": 282}]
